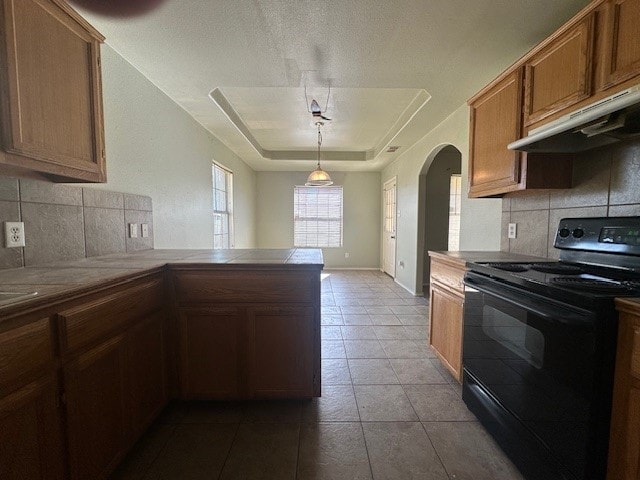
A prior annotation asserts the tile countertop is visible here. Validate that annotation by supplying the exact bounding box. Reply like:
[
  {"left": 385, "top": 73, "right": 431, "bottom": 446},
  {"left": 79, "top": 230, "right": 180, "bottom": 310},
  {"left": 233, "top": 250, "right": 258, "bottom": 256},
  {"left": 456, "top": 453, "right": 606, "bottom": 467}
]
[
  {"left": 0, "top": 248, "right": 324, "bottom": 316},
  {"left": 428, "top": 250, "right": 552, "bottom": 268}
]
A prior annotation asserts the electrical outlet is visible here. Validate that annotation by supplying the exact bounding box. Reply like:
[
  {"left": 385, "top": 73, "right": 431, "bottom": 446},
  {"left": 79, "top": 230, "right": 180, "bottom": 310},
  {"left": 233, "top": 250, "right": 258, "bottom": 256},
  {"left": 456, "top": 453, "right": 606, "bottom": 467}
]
[
  {"left": 508, "top": 223, "right": 517, "bottom": 239},
  {"left": 4, "top": 222, "right": 25, "bottom": 247},
  {"left": 141, "top": 223, "right": 149, "bottom": 238},
  {"left": 129, "top": 223, "right": 138, "bottom": 238},
  {"left": 344, "top": 252, "right": 349, "bottom": 258}
]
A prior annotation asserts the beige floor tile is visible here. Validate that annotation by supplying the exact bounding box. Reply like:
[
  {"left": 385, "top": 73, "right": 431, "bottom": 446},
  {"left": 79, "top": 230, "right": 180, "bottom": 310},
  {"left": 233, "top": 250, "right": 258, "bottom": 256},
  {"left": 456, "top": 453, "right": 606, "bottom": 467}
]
[
  {"left": 362, "top": 422, "right": 449, "bottom": 480},
  {"left": 321, "top": 314, "right": 344, "bottom": 325},
  {"left": 389, "top": 358, "right": 447, "bottom": 385},
  {"left": 364, "top": 306, "right": 394, "bottom": 315},
  {"left": 322, "top": 340, "right": 347, "bottom": 358},
  {"left": 322, "top": 358, "right": 352, "bottom": 385},
  {"left": 219, "top": 423, "right": 299, "bottom": 480},
  {"left": 354, "top": 385, "right": 418, "bottom": 421},
  {"left": 180, "top": 401, "right": 244, "bottom": 424},
  {"left": 111, "top": 423, "right": 177, "bottom": 480},
  {"left": 369, "top": 314, "right": 402, "bottom": 325},
  {"left": 344, "top": 340, "right": 387, "bottom": 358},
  {"left": 373, "top": 325, "right": 410, "bottom": 340},
  {"left": 348, "top": 358, "right": 399, "bottom": 385},
  {"left": 404, "top": 384, "right": 475, "bottom": 421},
  {"left": 297, "top": 423, "right": 372, "bottom": 480},
  {"left": 341, "top": 325, "right": 378, "bottom": 340},
  {"left": 241, "top": 400, "right": 303, "bottom": 423},
  {"left": 397, "top": 314, "right": 428, "bottom": 326},
  {"left": 302, "top": 385, "right": 360, "bottom": 422},
  {"left": 380, "top": 340, "right": 429, "bottom": 358},
  {"left": 321, "top": 325, "right": 343, "bottom": 340},
  {"left": 343, "top": 314, "right": 373, "bottom": 325},
  {"left": 423, "top": 422, "right": 525, "bottom": 480},
  {"left": 403, "top": 326, "right": 428, "bottom": 340},
  {"left": 142, "top": 423, "right": 236, "bottom": 480}
]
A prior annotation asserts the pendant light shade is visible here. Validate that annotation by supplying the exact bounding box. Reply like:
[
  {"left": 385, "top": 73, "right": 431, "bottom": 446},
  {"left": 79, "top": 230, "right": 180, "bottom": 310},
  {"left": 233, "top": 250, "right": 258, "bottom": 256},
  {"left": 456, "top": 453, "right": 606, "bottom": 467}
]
[
  {"left": 306, "top": 121, "right": 333, "bottom": 186},
  {"left": 306, "top": 164, "right": 333, "bottom": 186}
]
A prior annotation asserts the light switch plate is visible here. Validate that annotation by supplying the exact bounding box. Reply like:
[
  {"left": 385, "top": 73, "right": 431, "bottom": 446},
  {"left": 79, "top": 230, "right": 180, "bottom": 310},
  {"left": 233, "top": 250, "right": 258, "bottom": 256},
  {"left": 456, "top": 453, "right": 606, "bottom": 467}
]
[
  {"left": 129, "top": 223, "right": 138, "bottom": 238},
  {"left": 508, "top": 223, "right": 517, "bottom": 239},
  {"left": 141, "top": 223, "right": 149, "bottom": 238}
]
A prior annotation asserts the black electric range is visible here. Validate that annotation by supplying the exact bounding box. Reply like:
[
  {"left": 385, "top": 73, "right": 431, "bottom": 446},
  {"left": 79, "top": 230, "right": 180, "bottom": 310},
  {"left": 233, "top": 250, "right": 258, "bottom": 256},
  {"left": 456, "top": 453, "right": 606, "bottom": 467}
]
[{"left": 462, "top": 216, "right": 640, "bottom": 480}]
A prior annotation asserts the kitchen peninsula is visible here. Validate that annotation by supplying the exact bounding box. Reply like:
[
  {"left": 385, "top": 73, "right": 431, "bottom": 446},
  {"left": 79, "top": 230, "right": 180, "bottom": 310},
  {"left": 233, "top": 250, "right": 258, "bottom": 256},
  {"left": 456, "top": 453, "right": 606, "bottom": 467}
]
[{"left": 0, "top": 248, "right": 322, "bottom": 480}]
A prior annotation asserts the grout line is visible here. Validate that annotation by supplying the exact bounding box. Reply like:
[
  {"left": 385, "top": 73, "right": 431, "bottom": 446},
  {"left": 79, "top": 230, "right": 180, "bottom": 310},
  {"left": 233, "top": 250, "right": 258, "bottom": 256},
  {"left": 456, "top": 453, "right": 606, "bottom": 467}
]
[{"left": 216, "top": 420, "right": 242, "bottom": 480}]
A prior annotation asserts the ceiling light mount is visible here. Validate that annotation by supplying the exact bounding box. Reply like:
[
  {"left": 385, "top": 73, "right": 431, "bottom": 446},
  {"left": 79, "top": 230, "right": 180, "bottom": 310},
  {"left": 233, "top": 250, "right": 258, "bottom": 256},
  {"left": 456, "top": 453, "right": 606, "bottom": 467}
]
[
  {"left": 304, "top": 83, "right": 331, "bottom": 121},
  {"left": 306, "top": 121, "right": 333, "bottom": 186}
]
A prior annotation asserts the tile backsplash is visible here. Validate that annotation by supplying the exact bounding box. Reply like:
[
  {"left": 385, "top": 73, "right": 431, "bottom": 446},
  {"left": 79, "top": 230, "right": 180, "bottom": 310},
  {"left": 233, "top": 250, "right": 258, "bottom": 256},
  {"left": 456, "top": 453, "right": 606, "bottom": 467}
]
[
  {"left": 0, "top": 177, "right": 153, "bottom": 269},
  {"left": 502, "top": 139, "right": 640, "bottom": 259}
]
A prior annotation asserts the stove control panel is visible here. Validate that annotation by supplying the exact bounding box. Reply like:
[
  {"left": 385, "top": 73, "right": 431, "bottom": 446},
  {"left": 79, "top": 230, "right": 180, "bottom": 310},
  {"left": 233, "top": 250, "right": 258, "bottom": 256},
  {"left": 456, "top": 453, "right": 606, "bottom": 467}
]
[{"left": 554, "top": 216, "right": 640, "bottom": 255}]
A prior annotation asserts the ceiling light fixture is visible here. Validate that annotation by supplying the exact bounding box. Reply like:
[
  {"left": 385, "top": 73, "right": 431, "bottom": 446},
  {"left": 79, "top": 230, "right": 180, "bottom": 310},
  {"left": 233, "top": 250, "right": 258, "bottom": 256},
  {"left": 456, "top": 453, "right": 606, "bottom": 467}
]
[{"left": 306, "top": 121, "right": 333, "bottom": 186}]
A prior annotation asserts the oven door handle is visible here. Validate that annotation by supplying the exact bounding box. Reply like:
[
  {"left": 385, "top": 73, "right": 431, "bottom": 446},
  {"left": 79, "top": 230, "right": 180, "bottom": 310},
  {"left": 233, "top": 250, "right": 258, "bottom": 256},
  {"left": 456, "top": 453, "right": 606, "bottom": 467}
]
[{"left": 464, "top": 274, "right": 594, "bottom": 327}]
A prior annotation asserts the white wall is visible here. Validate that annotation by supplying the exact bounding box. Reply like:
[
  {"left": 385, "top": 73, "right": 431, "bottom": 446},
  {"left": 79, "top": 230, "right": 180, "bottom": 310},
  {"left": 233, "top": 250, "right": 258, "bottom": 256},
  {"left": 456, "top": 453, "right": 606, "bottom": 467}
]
[
  {"left": 85, "top": 45, "right": 257, "bottom": 249},
  {"left": 382, "top": 105, "right": 502, "bottom": 294},
  {"left": 256, "top": 171, "right": 381, "bottom": 268}
]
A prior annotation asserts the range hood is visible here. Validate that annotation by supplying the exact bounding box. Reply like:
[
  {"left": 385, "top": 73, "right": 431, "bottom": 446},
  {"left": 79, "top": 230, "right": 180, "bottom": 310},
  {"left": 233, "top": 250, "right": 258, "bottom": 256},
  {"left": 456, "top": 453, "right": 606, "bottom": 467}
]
[{"left": 508, "top": 84, "right": 640, "bottom": 153}]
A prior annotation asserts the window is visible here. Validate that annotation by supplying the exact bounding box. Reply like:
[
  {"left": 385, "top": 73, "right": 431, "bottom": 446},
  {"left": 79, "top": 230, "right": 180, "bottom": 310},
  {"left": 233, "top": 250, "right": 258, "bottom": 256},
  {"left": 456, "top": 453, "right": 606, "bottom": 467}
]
[
  {"left": 448, "top": 174, "right": 462, "bottom": 250},
  {"left": 212, "top": 163, "right": 233, "bottom": 249},
  {"left": 294, "top": 186, "right": 343, "bottom": 247}
]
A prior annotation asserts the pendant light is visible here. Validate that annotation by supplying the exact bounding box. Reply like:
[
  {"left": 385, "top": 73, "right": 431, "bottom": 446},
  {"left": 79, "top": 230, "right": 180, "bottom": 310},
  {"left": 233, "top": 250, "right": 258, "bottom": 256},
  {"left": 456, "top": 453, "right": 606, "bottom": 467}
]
[{"left": 306, "top": 121, "right": 333, "bottom": 186}]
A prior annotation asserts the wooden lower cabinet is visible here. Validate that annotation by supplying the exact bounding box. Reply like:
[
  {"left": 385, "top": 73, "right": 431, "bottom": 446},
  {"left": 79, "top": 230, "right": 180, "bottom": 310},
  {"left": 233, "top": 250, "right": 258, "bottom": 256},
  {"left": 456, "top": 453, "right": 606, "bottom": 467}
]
[
  {"left": 0, "top": 375, "right": 65, "bottom": 480},
  {"left": 171, "top": 266, "right": 321, "bottom": 400},
  {"left": 177, "top": 304, "right": 316, "bottom": 399},
  {"left": 429, "top": 285, "right": 464, "bottom": 381},
  {"left": 64, "top": 335, "right": 128, "bottom": 480},
  {"left": 608, "top": 298, "right": 640, "bottom": 480},
  {"left": 428, "top": 253, "right": 466, "bottom": 382}
]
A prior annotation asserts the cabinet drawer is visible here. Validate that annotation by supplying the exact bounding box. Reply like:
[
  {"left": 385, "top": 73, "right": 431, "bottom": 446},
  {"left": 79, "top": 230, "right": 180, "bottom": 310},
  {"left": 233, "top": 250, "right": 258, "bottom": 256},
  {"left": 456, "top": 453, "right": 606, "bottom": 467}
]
[
  {"left": 58, "top": 277, "right": 164, "bottom": 354},
  {"left": 0, "top": 318, "right": 53, "bottom": 392},
  {"left": 171, "top": 270, "right": 315, "bottom": 304},
  {"left": 430, "top": 261, "right": 465, "bottom": 295}
]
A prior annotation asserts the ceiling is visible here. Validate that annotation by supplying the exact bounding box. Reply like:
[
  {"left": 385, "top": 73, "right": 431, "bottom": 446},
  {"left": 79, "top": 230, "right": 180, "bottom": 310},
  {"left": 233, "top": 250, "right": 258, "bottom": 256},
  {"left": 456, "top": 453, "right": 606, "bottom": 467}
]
[{"left": 72, "top": 0, "right": 591, "bottom": 172}]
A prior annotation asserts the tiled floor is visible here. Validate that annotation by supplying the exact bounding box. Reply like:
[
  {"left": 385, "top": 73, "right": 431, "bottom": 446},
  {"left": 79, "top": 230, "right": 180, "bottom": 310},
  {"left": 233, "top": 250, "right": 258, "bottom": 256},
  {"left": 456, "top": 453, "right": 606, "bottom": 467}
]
[{"left": 111, "top": 270, "right": 524, "bottom": 480}]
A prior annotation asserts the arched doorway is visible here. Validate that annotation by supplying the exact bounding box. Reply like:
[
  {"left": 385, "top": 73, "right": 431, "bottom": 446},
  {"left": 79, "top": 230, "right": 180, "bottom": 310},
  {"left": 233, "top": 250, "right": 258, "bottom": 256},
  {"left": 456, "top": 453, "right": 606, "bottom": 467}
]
[{"left": 416, "top": 145, "right": 462, "bottom": 295}]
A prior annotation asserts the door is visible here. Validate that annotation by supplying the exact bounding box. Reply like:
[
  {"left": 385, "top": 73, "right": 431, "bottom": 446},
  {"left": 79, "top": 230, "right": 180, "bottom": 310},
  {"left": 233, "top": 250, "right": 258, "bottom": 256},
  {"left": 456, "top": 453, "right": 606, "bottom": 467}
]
[{"left": 382, "top": 177, "right": 397, "bottom": 277}]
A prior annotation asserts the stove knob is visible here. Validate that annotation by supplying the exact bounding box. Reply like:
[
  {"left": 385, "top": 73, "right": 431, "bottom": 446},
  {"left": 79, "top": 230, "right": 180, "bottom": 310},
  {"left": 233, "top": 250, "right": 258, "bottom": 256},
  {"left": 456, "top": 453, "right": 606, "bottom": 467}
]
[
  {"left": 572, "top": 228, "right": 585, "bottom": 238},
  {"left": 559, "top": 228, "right": 571, "bottom": 238}
]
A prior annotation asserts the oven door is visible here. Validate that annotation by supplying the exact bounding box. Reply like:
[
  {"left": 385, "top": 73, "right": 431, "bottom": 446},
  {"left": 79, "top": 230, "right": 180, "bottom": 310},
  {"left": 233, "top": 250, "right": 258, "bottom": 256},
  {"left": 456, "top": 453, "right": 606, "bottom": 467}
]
[{"left": 463, "top": 271, "right": 600, "bottom": 480}]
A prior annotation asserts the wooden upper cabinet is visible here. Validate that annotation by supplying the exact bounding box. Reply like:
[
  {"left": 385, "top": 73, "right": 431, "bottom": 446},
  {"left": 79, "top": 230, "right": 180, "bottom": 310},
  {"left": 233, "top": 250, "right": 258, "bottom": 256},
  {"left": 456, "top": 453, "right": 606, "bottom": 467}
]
[
  {"left": 524, "top": 14, "right": 595, "bottom": 127},
  {"left": 468, "top": 69, "right": 523, "bottom": 197},
  {"left": 600, "top": 0, "right": 640, "bottom": 90},
  {"left": 0, "top": 0, "right": 106, "bottom": 182}
]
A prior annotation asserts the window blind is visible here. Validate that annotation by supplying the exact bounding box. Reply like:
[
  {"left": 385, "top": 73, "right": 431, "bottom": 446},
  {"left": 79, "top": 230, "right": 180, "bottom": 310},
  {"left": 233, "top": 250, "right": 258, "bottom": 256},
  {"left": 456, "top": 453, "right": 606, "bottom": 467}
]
[{"left": 294, "top": 186, "right": 343, "bottom": 248}]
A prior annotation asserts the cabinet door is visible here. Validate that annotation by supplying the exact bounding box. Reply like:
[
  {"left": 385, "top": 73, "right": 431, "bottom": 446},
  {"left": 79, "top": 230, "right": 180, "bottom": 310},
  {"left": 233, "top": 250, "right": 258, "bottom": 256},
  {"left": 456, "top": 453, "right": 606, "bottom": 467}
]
[
  {"left": 248, "top": 305, "right": 314, "bottom": 398},
  {"left": 524, "top": 15, "right": 595, "bottom": 126},
  {"left": 64, "top": 335, "right": 128, "bottom": 480},
  {"left": 0, "top": 375, "right": 65, "bottom": 480},
  {"left": 429, "top": 285, "right": 463, "bottom": 381},
  {"left": 178, "top": 307, "right": 243, "bottom": 399},
  {"left": 127, "top": 311, "right": 168, "bottom": 436},
  {"left": 0, "top": 0, "right": 105, "bottom": 181},
  {"left": 608, "top": 317, "right": 640, "bottom": 480},
  {"left": 601, "top": 0, "right": 640, "bottom": 90},
  {"left": 469, "top": 69, "right": 523, "bottom": 198}
]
